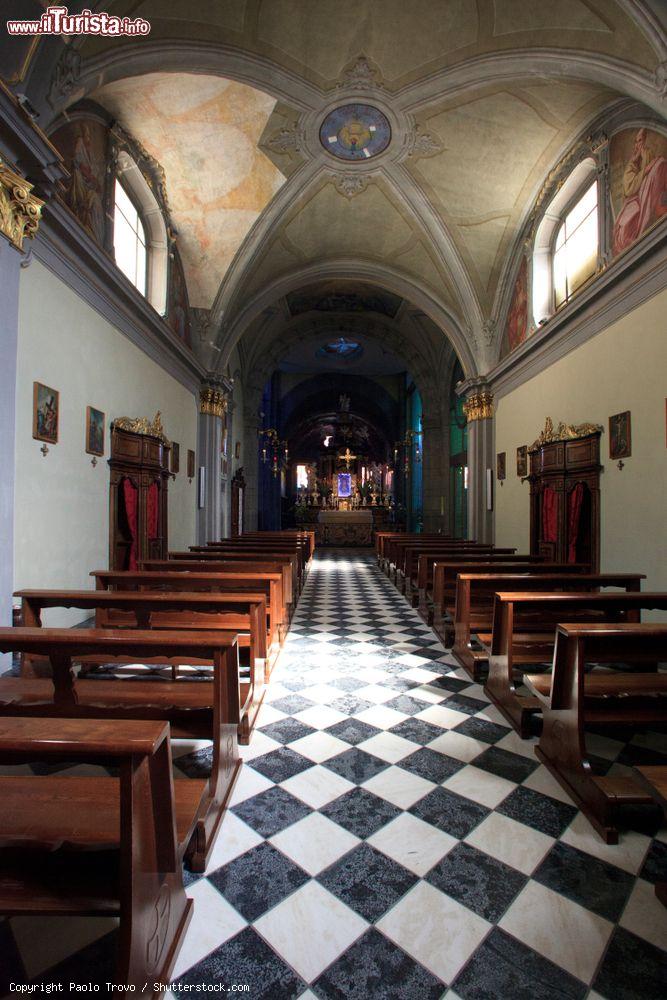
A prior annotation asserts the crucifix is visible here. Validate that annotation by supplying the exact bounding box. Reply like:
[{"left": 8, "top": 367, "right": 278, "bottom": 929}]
[{"left": 338, "top": 447, "right": 357, "bottom": 470}]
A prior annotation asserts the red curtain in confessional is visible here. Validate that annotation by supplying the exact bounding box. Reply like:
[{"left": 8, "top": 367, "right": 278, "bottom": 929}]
[
  {"left": 542, "top": 486, "right": 559, "bottom": 543},
  {"left": 567, "top": 482, "right": 585, "bottom": 563},
  {"left": 122, "top": 477, "right": 139, "bottom": 570},
  {"left": 147, "top": 482, "right": 159, "bottom": 540}
]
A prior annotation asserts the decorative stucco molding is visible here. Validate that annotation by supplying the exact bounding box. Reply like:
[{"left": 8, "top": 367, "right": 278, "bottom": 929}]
[
  {"left": 0, "top": 156, "right": 44, "bottom": 251},
  {"left": 332, "top": 173, "right": 369, "bottom": 199},
  {"left": 337, "top": 55, "right": 382, "bottom": 91},
  {"left": 403, "top": 124, "right": 443, "bottom": 160},
  {"left": 267, "top": 122, "right": 305, "bottom": 154}
]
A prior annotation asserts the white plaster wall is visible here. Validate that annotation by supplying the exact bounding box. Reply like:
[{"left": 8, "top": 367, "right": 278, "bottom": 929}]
[
  {"left": 15, "top": 260, "right": 197, "bottom": 625},
  {"left": 494, "top": 287, "right": 667, "bottom": 596}
]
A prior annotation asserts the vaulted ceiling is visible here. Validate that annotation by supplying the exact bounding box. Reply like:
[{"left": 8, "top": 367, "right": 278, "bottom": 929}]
[{"left": 37, "top": 0, "right": 667, "bottom": 377}]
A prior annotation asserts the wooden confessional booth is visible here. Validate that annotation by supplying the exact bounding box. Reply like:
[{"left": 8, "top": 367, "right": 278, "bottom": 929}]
[
  {"left": 108, "top": 420, "right": 171, "bottom": 570},
  {"left": 527, "top": 421, "right": 602, "bottom": 572}
]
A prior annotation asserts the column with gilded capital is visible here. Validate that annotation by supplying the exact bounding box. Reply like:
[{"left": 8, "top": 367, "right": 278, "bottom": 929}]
[
  {"left": 462, "top": 385, "right": 495, "bottom": 543},
  {"left": 196, "top": 383, "right": 228, "bottom": 543},
  {"left": 421, "top": 410, "right": 450, "bottom": 533}
]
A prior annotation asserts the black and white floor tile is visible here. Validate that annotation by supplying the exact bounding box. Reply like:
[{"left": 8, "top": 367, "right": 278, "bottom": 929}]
[{"left": 1, "top": 549, "right": 666, "bottom": 999}]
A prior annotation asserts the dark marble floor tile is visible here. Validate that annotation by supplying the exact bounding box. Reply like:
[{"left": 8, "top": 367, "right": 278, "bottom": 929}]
[
  {"left": 0, "top": 920, "right": 26, "bottom": 994},
  {"left": 231, "top": 785, "right": 311, "bottom": 839},
  {"left": 172, "top": 926, "right": 306, "bottom": 999},
  {"left": 428, "top": 675, "right": 473, "bottom": 693},
  {"left": 473, "top": 746, "right": 538, "bottom": 783},
  {"left": 246, "top": 747, "right": 314, "bottom": 783},
  {"left": 172, "top": 744, "right": 213, "bottom": 779},
  {"left": 388, "top": 718, "right": 445, "bottom": 746},
  {"left": 402, "top": 647, "right": 446, "bottom": 661},
  {"left": 259, "top": 718, "right": 318, "bottom": 745},
  {"left": 453, "top": 717, "right": 510, "bottom": 744},
  {"left": 399, "top": 747, "right": 464, "bottom": 783},
  {"left": 497, "top": 786, "right": 577, "bottom": 838},
  {"left": 452, "top": 927, "right": 587, "bottom": 1000},
  {"left": 318, "top": 843, "right": 417, "bottom": 922},
  {"left": 313, "top": 928, "right": 443, "bottom": 999},
  {"left": 533, "top": 841, "right": 635, "bottom": 922},
  {"left": 409, "top": 786, "right": 490, "bottom": 839},
  {"left": 324, "top": 747, "right": 390, "bottom": 784},
  {"left": 444, "top": 694, "right": 489, "bottom": 716},
  {"left": 269, "top": 693, "right": 318, "bottom": 715},
  {"left": 207, "top": 842, "right": 308, "bottom": 923},
  {"left": 640, "top": 837, "right": 667, "bottom": 885},
  {"left": 330, "top": 695, "right": 375, "bottom": 716},
  {"left": 325, "top": 719, "right": 382, "bottom": 746},
  {"left": 328, "top": 676, "right": 370, "bottom": 692},
  {"left": 592, "top": 927, "right": 667, "bottom": 1000},
  {"left": 382, "top": 694, "right": 432, "bottom": 716},
  {"left": 426, "top": 842, "right": 527, "bottom": 922},
  {"left": 320, "top": 788, "right": 402, "bottom": 839},
  {"left": 31, "top": 930, "right": 117, "bottom": 991}
]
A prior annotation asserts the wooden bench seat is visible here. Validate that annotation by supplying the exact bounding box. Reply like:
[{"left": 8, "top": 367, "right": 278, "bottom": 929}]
[
  {"left": 167, "top": 552, "right": 297, "bottom": 609},
  {"left": 522, "top": 623, "right": 667, "bottom": 843},
  {"left": 398, "top": 544, "right": 518, "bottom": 599},
  {"left": 634, "top": 766, "right": 667, "bottom": 906},
  {"left": 451, "top": 573, "right": 644, "bottom": 680},
  {"left": 0, "top": 628, "right": 242, "bottom": 872},
  {"left": 192, "top": 544, "right": 305, "bottom": 593},
  {"left": 485, "top": 591, "right": 665, "bottom": 738},
  {"left": 0, "top": 717, "right": 198, "bottom": 991}
]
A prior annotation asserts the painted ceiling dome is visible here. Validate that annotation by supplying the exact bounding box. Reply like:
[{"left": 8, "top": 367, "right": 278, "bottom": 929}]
[{"left": 319, "top": 104, "right": 391, "bottom": 161}]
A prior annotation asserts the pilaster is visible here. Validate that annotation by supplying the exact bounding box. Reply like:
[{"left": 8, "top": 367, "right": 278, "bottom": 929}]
[
  {"left": 460, "top": 381, "right": 495, "bottom": 543},
  {"left": 421, "top": 411, "right": 450, "bottom": 532},
  {"left": 196, "top": 379, "right": 231, "bottom": 544}
]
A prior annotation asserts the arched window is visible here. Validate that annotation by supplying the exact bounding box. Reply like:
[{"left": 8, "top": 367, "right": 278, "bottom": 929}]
[
  {"left": 532, "top": 158, "right": 599, "bottom": 324},
  {"left": 113, "top": 151, "right": 168, "bottom": 315}
]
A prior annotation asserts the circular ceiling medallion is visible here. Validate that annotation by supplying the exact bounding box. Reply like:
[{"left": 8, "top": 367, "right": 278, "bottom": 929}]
[{"left": 319, "top": 104, "right": 391, "bottom": 161}]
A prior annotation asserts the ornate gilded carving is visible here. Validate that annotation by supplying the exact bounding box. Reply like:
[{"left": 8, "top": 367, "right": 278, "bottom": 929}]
[
  {"left": 529, "top": 416, "right": 603, "bottom": 451},
  {"left": 113, "top": 411, "right": 170, "bottom": 443},
  {"left": 200, "top": 386, "right": 227, "bottom": 418},
  {"left": 0, "top": 157, "right": 44, "bottom": 251},
  {"left": 463, "top": 392, "right": 494, "bottom": 422}
]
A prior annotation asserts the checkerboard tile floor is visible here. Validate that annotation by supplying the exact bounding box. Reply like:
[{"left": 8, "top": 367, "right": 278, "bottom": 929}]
[{"left": 1, "top": 549, "right": 666, "bottom": 999}]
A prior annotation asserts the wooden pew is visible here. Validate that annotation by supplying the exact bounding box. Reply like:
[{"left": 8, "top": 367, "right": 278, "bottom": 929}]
[
  {"left": 417, "top": 553, "right": 547, "bottom": 619},
  {"left": 634, "top": 766, "right": 667, "bottom": 905},
  {"left": 485, "top": 590, "right": 662, "bottom": 737},
  {"left": 157, "top": 557, "right": 293, "bottom": 622},
  {"left": 396, "top": 543, "right": 515, "bottom": 602},
  {"left": 452, "top": 573, "right": 644, "bottom": 680},
  {"left": 523, "top": 623, "right": 667, "bottom": 843},
  {"left": 15, "top": 589, "right": 267, "bottom": 744},
  {"left": 169, "top": 550, "right": 298, "bottom": 607},
  {"left": 0, "top": 717, "right": 196, "bottom": 993},
  {"left": 92, "top": 571, "right": 281, "bottom": 665},
  {"left": 386, "top": 538, "right": 490, "bottom": 585},
  {"left": 429, "top": 559, "right": 587, "bottom": 634},
  {"left": 0, "top": 628, "right": 242, "bottom": 871},
  {"left": 139, "top": 564, "right": 288, "bottom": 645},
  {"left": 241, "top": 530, "right": 316, "bottom": 563},
  {"left": 377, "top": 532, "right": 451, "bottom": 573}
]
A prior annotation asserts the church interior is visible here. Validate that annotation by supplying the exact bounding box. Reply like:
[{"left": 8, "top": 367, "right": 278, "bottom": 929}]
[{"left": 0, "top": 2, "right": 666, "bottom": 997}]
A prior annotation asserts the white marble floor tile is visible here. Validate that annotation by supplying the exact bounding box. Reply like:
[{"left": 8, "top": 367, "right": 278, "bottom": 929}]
[
  {"left": 354, "top": 705, "right": 409, "bottom": 730},
  {"left": 560, "top": 813, "right": 651, "bottom": 874},
  {"left": 228, "top": 764, "right": 274, "bottom": 806},
  {"left": 458, "top": 683, "right": 491, "bottom": 703},
  {"left": 270, "top": 812, "right": 360, "bottom": 876},
  {"left": 399, "top": 666, "right": 441, "bottom": 684},
  {"left": 354, "top": 683, "right": 399, "bottom": 704},
  {"left": 362, "top": 765, "right": 437, "bottom": 810},
  {"left": 377, "top": 881, "right": 490, "bottom": 984},
  {"left": 171, "top": 879, "right": 246, "bottom": 979},
  {"left": 299, "top": 683, "right": 344, "bottom": 705},
  {"left": 494, "top": 729, "right": 539, "bottom": 760},
  {"left": 288, "top": 730, "right": 350, "bottom": 763},
  {"left": 254, "top": 703, "right": 288, "bottom": 727},
  {"left": 293, "top": 704, "right": 347, "bottom": 729},
  {"left": 396, "top": 653, "right": 437, "bottom": 668},
  {"left": 619, "top": 877, "right": 667, "bottom": 950},
  {"left": 465, "top": 812, "right": 554, "bottom": 875},
  {"left": 239, "top": 730, "right": 282, "bottom": 762},
  {"left": 473, "top": 703, "right": 512, "bottom": 726},
  {"left": 280, "top": 764, "right": 355, "bottom": 809},
  {"left": 367, "top": 812, "right": 457, "bottom": 876},
  {"left": 427, "top": 730, "right": 488, "bottom": 763},
  {"left": 204, "top": 811, "right": 263, "bottom": 873},
  {"left": 406, "top": 685, "right": 447, "bottom": 705},
  {"left": 357, "top": 731, "right": 419, "bottom": 763},
  {"left": 254, "top": 881, "right": 368, "bottom": 983},
  {"left": 415, "top": 704, "right": 471, "bottom": 729},
  {"left": 443, "top": 765, "right": 516, "bottom": 809},
  {"left": 499, "top": 881, "right": 613, "bottom": 983},
  {"left": 521, "top": 764, "right": 576, "bottom": 805}
]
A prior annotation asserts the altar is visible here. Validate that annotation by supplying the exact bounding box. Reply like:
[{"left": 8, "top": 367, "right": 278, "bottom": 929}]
[{"left": 317, "top": 509, "right": 373, "bottom": 547}]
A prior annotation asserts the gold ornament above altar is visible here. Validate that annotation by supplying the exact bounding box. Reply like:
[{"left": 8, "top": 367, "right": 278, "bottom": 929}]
[
  {"left": 113, "top": 411, "right": 170, "bottom": 444},
  {"left": 0, "top": 156, "right": 44, "bottom": 251},
  {"left": 529, "top": 416, "right": 602, "bottom": 451}
]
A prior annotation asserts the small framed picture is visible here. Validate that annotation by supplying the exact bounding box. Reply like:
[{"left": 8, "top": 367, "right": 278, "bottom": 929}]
[
  {"left": 33, "top": 381, "right": 59, "bottom": 444},
  {"left": 171, "top": 441, "right": 180, "bottom": 474},
  {"left": 85, "top": 406, "right": 105, "bottom": 456},
  {"left": 516, "top": 445, "right": 527, "bottom": 477},
  {"left": 609, "top": 411, "right": 631, "bottom": 459},
  {"left": 235, "top": 441, "right": 241, "bottom": 459},
  {"left": 496, "top": 451, "right": 506, "bottom": 481},
  {"left": 187, "top": 448, "right": 195, "bottom": 479}
]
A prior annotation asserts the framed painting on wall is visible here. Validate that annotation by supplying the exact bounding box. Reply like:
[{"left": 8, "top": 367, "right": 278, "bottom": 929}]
[
  {"left": 187, "top": 449, "right": 195, "bottom": 480},
  {"left": 496, "top": 452, "right": 506, "bottom": 481},
  {"left": 609, "top": 411, "right": 631, "bottom": 459},
  {"left": 171, "top": 441, "right": 180, "bottom": 475},
  {"left": 516, "top": 445, "right": 528, "bottom": 477},
  {"left": 85, "top": 406, "right": 105, "bottom": 456},
  {"left": 235, "top": 441, "right": 241, "bottom": 459},
  {"left": 32, "top": 382, "right": 59, "bottom": 444}
]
